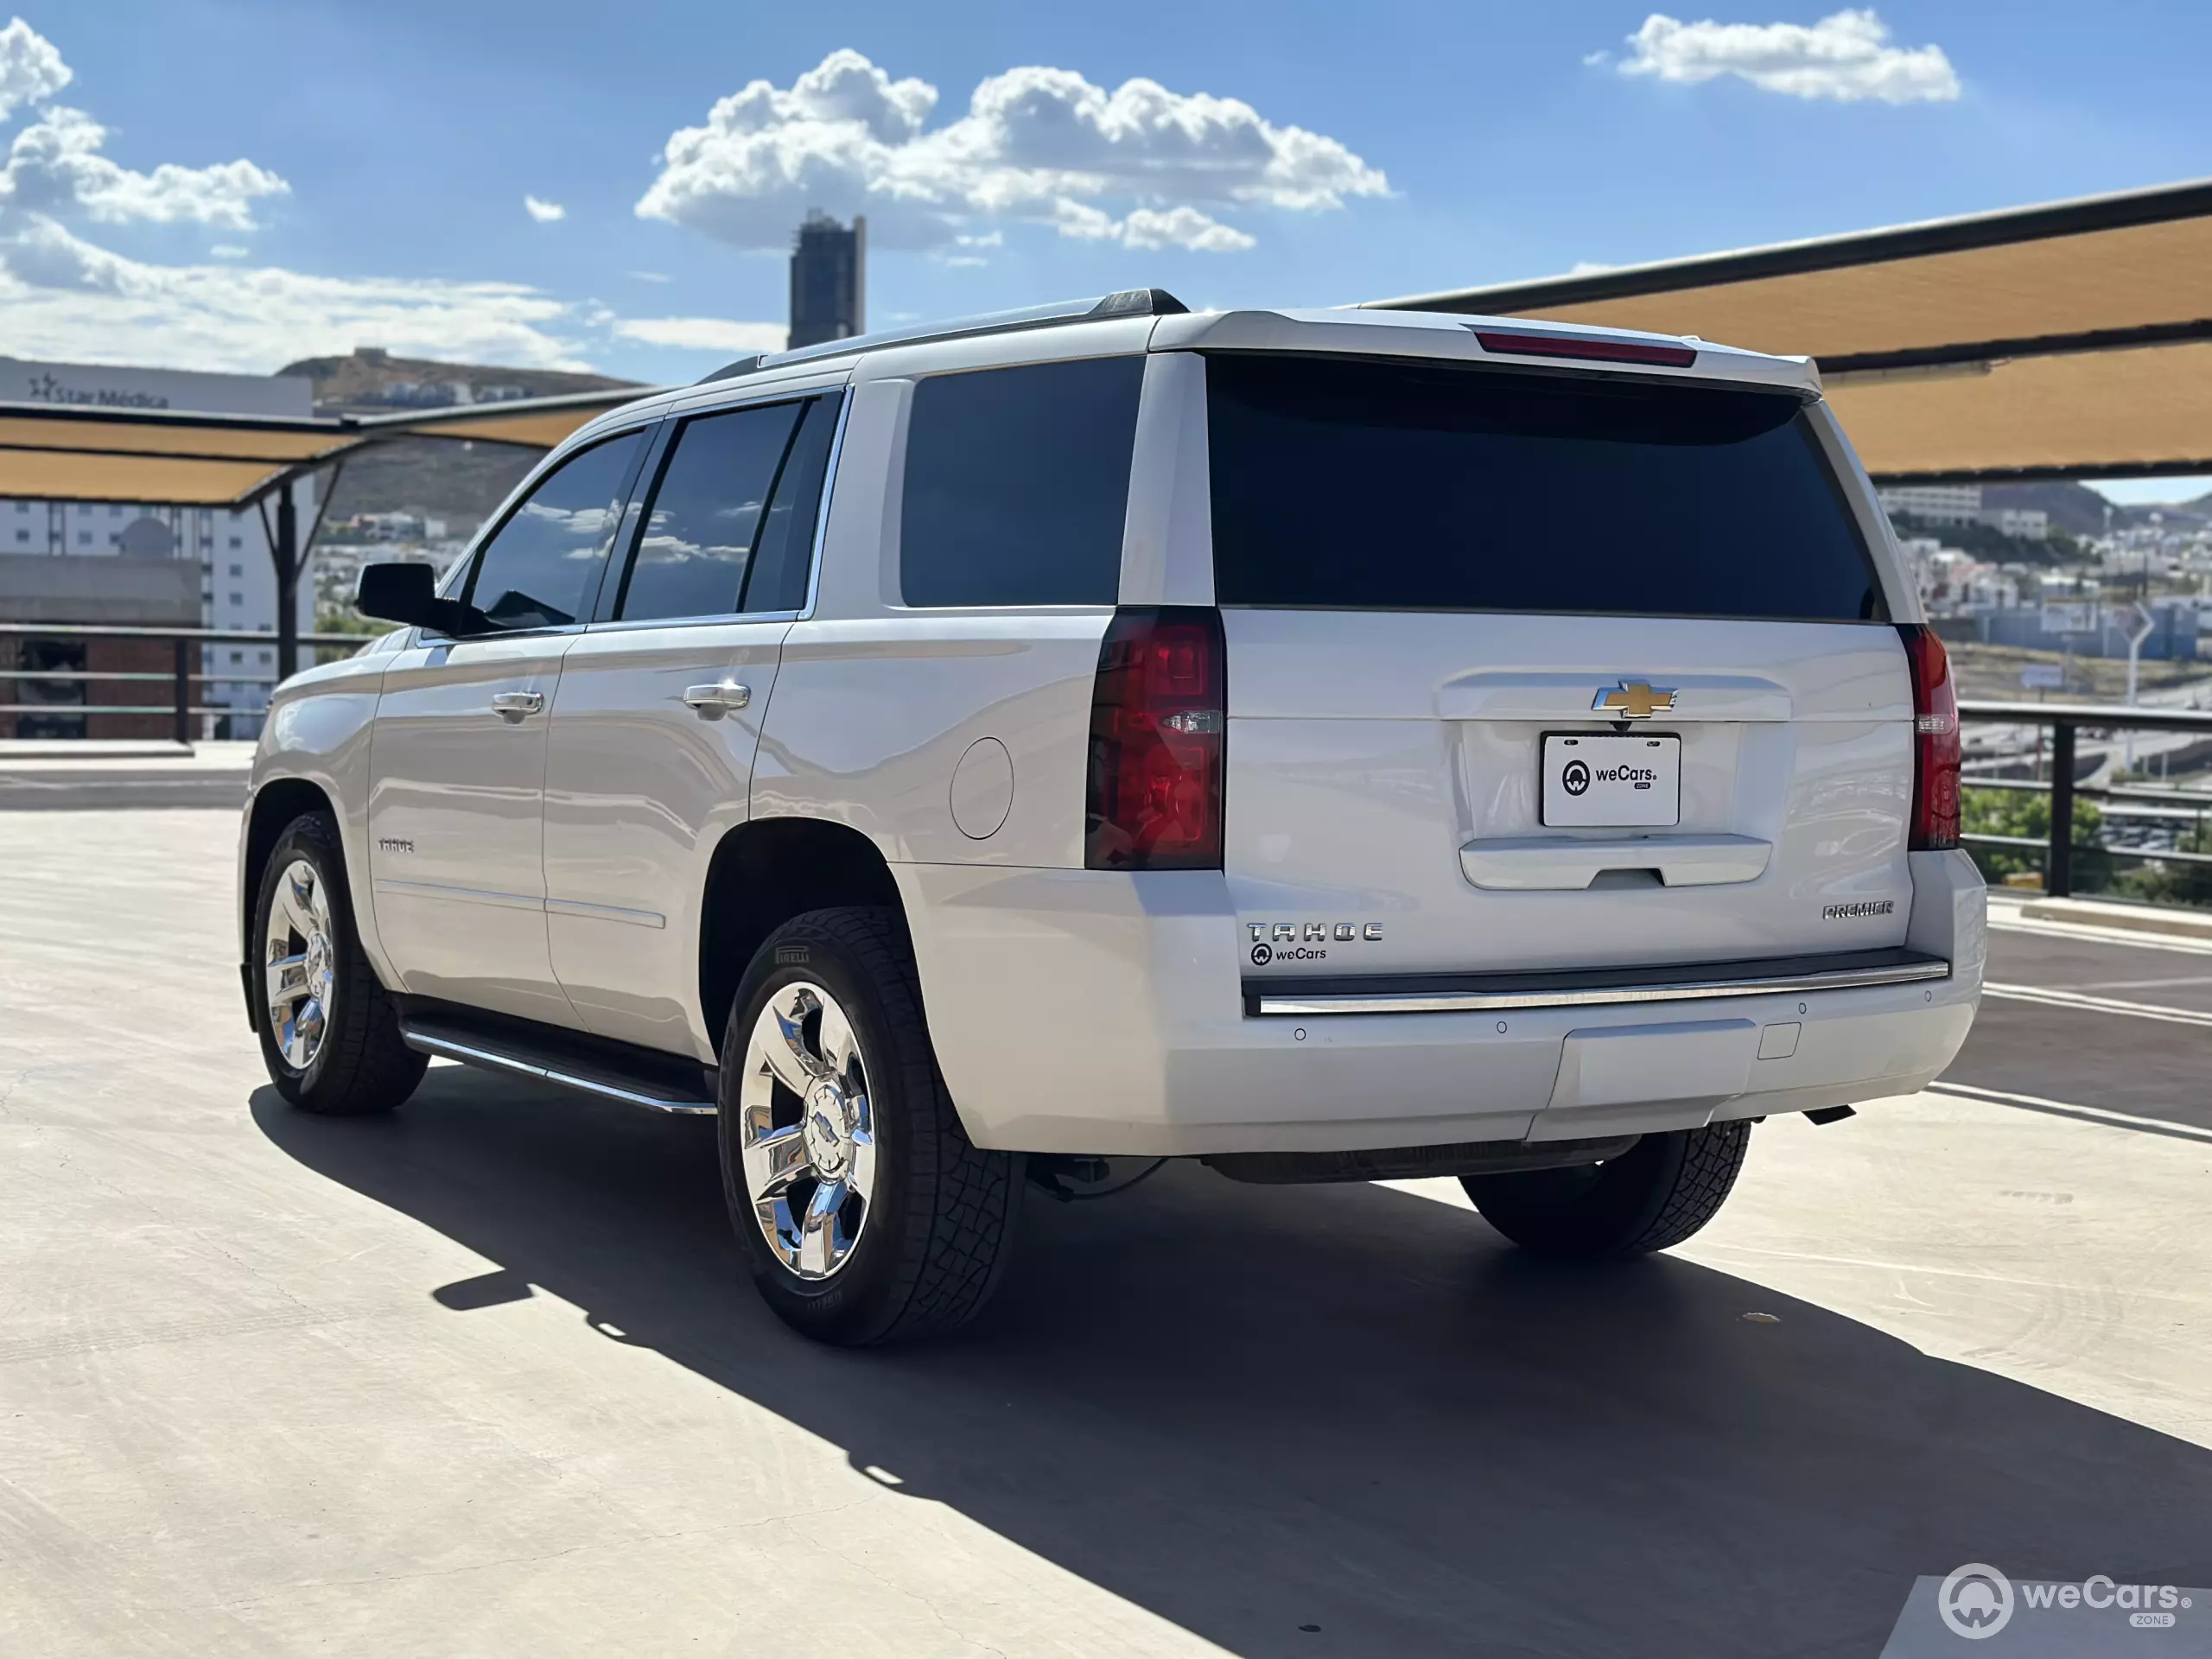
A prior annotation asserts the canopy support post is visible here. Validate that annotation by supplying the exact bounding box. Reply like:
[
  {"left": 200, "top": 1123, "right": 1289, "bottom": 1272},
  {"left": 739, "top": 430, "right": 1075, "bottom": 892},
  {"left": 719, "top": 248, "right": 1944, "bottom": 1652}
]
[{"left": 275, "top": 480, "right": 299, "bottom": 684}]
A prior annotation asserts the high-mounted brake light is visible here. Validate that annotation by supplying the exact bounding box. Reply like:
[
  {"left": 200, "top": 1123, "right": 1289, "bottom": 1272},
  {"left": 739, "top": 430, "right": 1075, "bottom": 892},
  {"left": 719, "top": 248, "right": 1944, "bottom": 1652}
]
[
  {"left": 1085, "top": 607, "right": 1225, "bottom": 871},
  {"left": 1897, "top": 624, "right": 1961, "bottom": 851},
  {"left": 1470, "top": 328, "right": 1699, "bottom": 369}
]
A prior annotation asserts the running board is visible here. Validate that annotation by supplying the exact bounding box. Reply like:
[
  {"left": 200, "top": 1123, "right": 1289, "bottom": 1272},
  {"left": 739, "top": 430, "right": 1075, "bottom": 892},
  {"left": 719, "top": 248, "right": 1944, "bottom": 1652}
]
[{"left": 397, "top": 1005, "right": 718, "bottom": 1115}]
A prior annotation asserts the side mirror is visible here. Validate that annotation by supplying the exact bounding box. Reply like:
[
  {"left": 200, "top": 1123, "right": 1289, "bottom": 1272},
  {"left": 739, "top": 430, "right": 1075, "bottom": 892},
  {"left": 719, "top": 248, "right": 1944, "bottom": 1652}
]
[{"left": 355, "top": 562, "right": 482, "bottom": 635}]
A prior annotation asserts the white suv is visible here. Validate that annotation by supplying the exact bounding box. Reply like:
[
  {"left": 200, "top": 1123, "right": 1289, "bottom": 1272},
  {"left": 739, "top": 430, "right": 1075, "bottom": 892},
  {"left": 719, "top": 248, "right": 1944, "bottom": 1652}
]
[{"left": 238, "top": 289, "right": 1985, "bottom": 1344}]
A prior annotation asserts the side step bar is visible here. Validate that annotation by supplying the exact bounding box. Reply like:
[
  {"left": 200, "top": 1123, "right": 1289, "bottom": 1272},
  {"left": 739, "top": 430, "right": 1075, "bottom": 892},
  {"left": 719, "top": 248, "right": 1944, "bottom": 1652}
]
[
  {"left": 398, "top": 1006, "right": 718, "bottom": 1115},
  {"left": 1245, "top": 947, "right": 1950, "bottom": 1018}
]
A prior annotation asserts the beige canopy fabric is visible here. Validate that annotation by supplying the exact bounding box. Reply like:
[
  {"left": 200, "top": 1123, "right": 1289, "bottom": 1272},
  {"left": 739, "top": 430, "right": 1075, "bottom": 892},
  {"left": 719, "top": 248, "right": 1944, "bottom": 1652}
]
[
  {"left": 0, "top": 449, "right": 294, "bottom": 506},
  {"left": 0, "top": 385, "right": 658, "bottom": 507},
  {"left": 1364, "top": 175, "right": 2212, "bottom": 481}
]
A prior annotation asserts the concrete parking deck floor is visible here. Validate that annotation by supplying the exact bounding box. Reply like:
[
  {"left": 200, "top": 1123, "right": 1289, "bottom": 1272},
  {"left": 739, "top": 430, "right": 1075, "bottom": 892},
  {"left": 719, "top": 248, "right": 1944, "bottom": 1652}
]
[{"left": 3, "top": 810, "right": 2209, "bottom": 1657}]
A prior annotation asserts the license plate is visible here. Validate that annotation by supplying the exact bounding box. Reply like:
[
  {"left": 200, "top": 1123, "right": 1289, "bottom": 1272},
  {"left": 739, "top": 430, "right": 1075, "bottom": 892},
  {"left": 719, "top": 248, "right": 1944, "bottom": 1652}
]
[{"left": 1541, "top": 734, "right": 1681, "bottom": 827}]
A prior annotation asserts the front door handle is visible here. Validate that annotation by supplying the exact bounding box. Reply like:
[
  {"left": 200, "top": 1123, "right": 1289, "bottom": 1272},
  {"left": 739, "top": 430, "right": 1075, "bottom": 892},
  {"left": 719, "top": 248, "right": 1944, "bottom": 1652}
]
[
  {"left": 491, "top": 690, "right": 544, "bottom": 722},
  {"left": 682, "top": 680, "right": 751, "bottom": 720}
]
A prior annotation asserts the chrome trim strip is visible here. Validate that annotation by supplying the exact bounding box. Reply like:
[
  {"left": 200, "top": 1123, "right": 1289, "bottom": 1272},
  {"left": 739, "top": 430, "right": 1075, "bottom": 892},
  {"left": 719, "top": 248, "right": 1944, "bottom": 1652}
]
[
  {"left": 544, "top": 897, "right": 667, "bottom": 930},
  {"left": 1252, "top": 957, "right": 1951, "bottom": 1017},
  {"left": 538, "top": 1065, "right": 717, "bottom": 1116},
  {"left": 402, "top": 1029, "right": 544, "bottom": 1079},
  {"left": 372, "top": 878, "right": 543, "bottom": 914},
  {"left": 401, "top": 1028, "right": 718, "bottom": 1115}
]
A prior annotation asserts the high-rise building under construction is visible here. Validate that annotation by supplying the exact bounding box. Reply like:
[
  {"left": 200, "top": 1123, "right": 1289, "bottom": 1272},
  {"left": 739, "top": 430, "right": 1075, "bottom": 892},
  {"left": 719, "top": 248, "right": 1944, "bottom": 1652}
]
[{"left": 789, "top": 212, "right": 866, "bottom": 349}]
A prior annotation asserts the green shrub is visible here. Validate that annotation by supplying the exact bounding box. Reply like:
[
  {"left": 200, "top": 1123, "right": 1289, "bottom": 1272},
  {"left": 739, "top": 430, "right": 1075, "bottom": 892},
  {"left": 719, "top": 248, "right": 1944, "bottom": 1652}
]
[{"left": 1961, "top": 785, "right": 2100, "bottom": 883}]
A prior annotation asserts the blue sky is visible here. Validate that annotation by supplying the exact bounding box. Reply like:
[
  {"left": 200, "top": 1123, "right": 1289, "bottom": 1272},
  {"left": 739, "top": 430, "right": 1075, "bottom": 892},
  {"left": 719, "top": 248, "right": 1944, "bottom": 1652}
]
[{"left": 4, "top": 3, "right": 2209, "bottom": 495}]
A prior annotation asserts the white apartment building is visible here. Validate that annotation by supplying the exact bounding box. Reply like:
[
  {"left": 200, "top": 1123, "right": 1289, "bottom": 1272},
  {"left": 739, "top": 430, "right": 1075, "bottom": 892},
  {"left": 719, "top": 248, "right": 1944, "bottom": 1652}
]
[
  {"left": 0, "top": 357, "right": 319, "bottom": 738},
  {"left": 1876, "top": 483, "right": 2050, "bottom": 543},
  {"left": 1878, "top": 483, "right": 1982, "bottom": 525},
  {"left": 1983, "top": 506, "right": 2050, "bottom": 542}
]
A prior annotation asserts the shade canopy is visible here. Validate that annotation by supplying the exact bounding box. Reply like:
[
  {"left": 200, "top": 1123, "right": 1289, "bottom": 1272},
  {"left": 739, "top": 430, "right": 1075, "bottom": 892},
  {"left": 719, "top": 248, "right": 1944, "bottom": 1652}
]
[
  {"left": 0, "top": 385, "right": 658, "bottom": 507},
  {"left": 1364, "top": 176, "right": 2212, "bottom": 482}
]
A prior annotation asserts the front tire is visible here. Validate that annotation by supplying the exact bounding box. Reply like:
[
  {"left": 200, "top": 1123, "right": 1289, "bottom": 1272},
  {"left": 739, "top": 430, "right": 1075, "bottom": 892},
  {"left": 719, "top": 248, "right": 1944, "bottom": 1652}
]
[
  {"left": 717, "top": 907, "right": 1022, "bottom": 1345},
  {"left": 251, "top": 811, "right": 426, "bottom": 1116},
  {"left": 1461, "top": 1122, "right": 1750, "bottom": 1258}
]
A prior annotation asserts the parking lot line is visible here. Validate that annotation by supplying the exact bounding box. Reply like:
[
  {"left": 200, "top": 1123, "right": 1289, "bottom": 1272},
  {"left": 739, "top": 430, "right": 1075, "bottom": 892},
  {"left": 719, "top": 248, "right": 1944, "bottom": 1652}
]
[
  {"left": 1980, "top": 982, "right": 2212, "bottom": 1027},
  {"left": 1927, "top": 1079, "right": 2212, "bottom": 1145}
]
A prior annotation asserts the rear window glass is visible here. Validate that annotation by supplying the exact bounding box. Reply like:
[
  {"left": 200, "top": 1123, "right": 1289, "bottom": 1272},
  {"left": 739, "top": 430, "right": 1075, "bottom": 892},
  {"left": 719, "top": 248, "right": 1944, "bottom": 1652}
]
[
  {"left": 618, "top": 401, "right": 801, "bottom": 621},
  {"left": 899, "top": 356, "right": 1143, "bottom": 607},
  {"left": 1206, "top": 354, "right": 1885, "bottom": 621}
]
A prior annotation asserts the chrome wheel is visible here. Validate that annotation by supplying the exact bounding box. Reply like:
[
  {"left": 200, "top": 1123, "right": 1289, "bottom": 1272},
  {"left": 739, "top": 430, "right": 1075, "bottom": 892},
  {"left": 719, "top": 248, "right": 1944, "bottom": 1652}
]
[
  {"left": 738, "top": 981, "right": 877, "bottom": 1281},
  {"left": 264, "top": 857, "right": 336, "bottom": 1071}
]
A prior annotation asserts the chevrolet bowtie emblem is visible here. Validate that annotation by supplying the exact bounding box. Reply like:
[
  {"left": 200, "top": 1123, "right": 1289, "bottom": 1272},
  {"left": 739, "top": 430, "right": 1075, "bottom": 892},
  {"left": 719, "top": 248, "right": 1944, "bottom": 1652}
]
[{"left": 1593, "top": 681, "right": 1677, "bottom": 720}]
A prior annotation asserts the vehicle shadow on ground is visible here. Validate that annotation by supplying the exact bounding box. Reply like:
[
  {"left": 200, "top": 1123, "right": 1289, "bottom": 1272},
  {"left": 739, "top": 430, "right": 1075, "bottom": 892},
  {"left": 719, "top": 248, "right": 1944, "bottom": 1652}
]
[{"left": 255, "top": 1071, "right": 2212, "bottom": 1659}]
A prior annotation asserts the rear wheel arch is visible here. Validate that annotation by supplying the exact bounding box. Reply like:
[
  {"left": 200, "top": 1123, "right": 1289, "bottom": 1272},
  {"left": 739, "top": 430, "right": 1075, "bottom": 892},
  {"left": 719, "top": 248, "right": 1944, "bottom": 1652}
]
[{"left": 697, "top": 816, "right": 907, "bottom": 1040}]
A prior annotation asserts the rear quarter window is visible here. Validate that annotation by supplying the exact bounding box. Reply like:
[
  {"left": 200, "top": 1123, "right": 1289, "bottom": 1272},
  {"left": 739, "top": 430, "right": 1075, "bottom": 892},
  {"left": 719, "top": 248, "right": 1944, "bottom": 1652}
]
[
  {"left": 1205, "top": 353, "right": 1886, "bottom": 622},
  {"left": 899, "top": 355, "right": 1143, "bottom": 607}
]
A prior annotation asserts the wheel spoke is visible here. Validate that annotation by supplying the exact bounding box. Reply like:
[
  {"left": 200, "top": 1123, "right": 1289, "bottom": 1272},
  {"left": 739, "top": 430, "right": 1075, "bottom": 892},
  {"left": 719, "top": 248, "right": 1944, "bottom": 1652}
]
[
  {"left": 282, "top": 998, "right": 324, "bottom": 1069},
  {"left": 279, "top": 866, "right": 318, "bottom": 941},
  {"left": 741, "top": 1124, "right": 808, "bottom": 1203},
  {"left": 753, "top": 995, "right": 826, "bottom": 1096},
  {"left": 845, "top": 1123, "right": 877, "bottom": 1200},
  {"left": 268, "top": 952, "right": 310, "bottom": 1006},
  {"left": 796, "top": 1179, "right": 846, "bottom": 1277},
  {"left": 815, "top": 999, "right": 861, "bottom": 1087}
]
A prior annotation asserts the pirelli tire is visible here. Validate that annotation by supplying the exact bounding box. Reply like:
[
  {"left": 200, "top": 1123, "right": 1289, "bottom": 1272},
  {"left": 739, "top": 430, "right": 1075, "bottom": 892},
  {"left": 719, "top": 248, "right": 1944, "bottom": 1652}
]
[
  {"left": 717, "top": 906, "right": 1023, "bottom": 1346},
  {"left": 1460, "top": 1121, "right": 1751, "bottom": 1259},
  {"left": 251, "top": 810, "right": 427, "bottom": 1117}
]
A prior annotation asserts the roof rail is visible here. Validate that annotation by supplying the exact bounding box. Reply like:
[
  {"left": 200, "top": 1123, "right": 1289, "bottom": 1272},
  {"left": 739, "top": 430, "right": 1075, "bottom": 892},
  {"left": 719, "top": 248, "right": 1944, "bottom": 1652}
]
[{"left": 694, "top": 289, "right": 1188, "bottom": 385}]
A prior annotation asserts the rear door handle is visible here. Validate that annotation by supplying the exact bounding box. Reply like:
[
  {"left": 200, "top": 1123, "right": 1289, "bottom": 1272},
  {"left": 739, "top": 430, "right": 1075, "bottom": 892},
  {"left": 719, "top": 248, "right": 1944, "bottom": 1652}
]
[
  {"left": 682, "top": 680, "right": 751, "bottom": 719},
  {"left": 490, "top": 690, "right": 544, "bottom": 722}
]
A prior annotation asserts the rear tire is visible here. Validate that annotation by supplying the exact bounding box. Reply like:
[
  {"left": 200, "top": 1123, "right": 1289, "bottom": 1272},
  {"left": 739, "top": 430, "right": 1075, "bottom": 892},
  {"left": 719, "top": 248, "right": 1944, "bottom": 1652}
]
[
  {"left": 251, "top": 811, "right": 426, "bottom": 1116},
  {"left": 1461, "top": 1122, "right": 1750, "bottom": 1258},
  {"left": 717, "top": 906, "right": 1022, "bottom": 1345}
]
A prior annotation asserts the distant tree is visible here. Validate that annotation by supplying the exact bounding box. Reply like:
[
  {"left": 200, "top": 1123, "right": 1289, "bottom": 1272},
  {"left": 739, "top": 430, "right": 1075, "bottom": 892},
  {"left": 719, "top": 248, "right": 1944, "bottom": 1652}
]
[{"left": 1961, "top": 785, "right": 2101, "bottom": 882}]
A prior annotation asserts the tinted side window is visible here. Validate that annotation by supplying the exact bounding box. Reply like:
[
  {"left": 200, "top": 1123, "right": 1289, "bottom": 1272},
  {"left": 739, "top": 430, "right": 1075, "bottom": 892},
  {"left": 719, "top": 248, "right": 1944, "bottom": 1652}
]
[
  {"left": 1206, "top": 354, "right": 1884, "bottom": 622},
  {"left": 618, "top": 403, "right": 803, "bottom": 622},
  {"left": 462, "top": 432, "right": 643, "bottom": 631},
  {"left": 899, "top": 356, "right": 1142, "bottom": 607},
  {"left": 741, "top": 396, "right": 840, "bottom": 614}
]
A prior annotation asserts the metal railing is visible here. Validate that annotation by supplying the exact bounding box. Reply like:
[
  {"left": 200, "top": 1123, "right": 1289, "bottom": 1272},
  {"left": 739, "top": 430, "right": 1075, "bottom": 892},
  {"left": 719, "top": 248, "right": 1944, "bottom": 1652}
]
[
  {"left": 1957, "top": 698, "right": 2212, "bottom": 902},
  {"left": 0, "top": 623, "right": 370, "bottom": 744}
]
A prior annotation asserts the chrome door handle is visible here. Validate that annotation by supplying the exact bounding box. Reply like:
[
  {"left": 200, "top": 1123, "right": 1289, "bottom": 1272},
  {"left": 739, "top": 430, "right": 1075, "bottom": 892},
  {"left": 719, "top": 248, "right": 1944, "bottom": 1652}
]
[
  {"left": 491, "top": 690, "right": 544, "bottom": 722},
  {"left": 681, "top": 680, "right": 751, "bottom": 719}
]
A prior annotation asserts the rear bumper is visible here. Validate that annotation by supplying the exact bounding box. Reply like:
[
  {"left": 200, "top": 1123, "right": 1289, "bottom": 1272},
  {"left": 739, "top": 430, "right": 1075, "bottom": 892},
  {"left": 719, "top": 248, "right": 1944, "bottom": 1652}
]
[{"left": 899, "top": 849, "right": 1986, "bottom": 1157}]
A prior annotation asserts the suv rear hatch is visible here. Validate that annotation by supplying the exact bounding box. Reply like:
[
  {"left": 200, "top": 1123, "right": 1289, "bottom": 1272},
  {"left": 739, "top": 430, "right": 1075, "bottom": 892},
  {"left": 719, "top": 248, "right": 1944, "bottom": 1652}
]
[{"left": 1207, "top": 348, "right": 1915, "bottom": 981}]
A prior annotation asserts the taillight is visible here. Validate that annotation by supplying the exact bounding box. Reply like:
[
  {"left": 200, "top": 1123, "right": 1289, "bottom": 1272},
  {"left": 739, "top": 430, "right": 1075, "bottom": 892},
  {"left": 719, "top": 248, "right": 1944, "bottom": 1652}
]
[
  {"left": 1085, "top": 606, "right": 1224, "bottom": 870},
  {"left": 1897, "top": 624, "right": 1961, "bottom": 850},
  {"left": 1471, "top": 328, "right": 1698, "bottom": 369}
]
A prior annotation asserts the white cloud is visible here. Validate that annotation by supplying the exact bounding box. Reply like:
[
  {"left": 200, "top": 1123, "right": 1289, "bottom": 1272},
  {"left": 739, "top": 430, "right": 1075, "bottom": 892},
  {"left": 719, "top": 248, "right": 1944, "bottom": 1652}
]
[
  {"left": 0, "top": 21, "right": 601, "bottom": 372},
  {"left": 2, "top": 104, "right": 289, "bottom": 225},
  {"left": 1617, "top": 10, "right": 1959, "bottom": 103},
  {"left": 1122, "top": 206, "right": 1255, "bottom": 252},
  {"left": 608, "top": 315, "right": 786, "bottom": 354},
  {"left": 0, "top": 16, "right": 69, "bottom": 121},
  {"left": 627, "top": 269, "right": 671, "bottom": 282},
  {"left": 524, "top": 194, "right": 565, "bottom": 222},
  {"left": 0, "top": 216, "right": 593, "bottom": 370},
  {"left": 635, "top": 47, "right": 1386, "bottom": 253}
]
